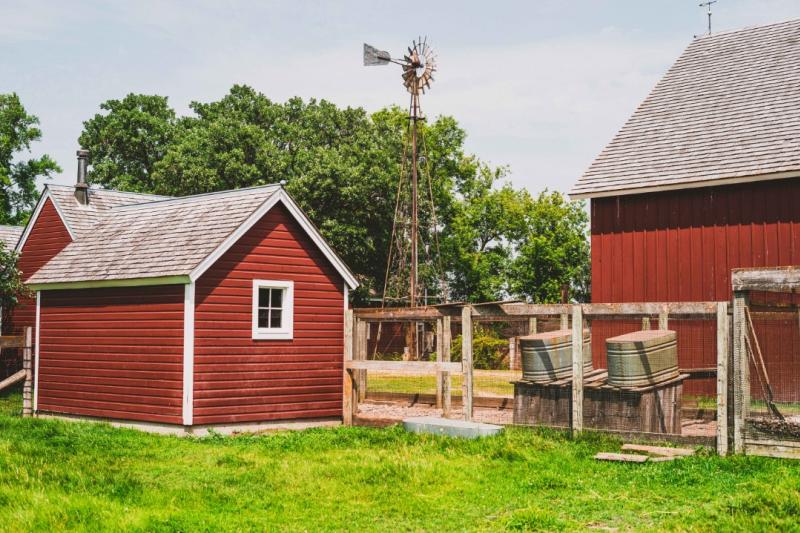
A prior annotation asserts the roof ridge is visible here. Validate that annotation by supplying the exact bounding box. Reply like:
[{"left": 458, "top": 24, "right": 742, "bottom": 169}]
[
  {"left": 111, "top": 184, "right": 282, "bottom": 211},
  {"left": 46, "top": 183, "right": 172, "bottom": 199}
]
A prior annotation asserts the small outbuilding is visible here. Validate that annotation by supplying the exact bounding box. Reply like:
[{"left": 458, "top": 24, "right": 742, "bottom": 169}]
[{"left": 17, "top": 160, "right": 357, "bottom": 432}]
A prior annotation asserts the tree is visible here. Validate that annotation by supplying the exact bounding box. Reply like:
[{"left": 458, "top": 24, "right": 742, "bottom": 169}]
[
  {"left": 0, "top": 93, "right": 60, "bottom": 224},
  {"left": 78, "top": 94, "right": 176, "bottom": 192},
  {"left": 78, "top": 86, "right": 591, "bottom": 303},
  {"left": 0, "top": 242, "right": 27, "bottom": 320},
  {"left": 510, "top": 191, "right": 590, "bottom": 303}
]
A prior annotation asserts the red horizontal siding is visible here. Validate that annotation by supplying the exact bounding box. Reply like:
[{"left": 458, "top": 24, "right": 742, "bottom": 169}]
[
  {"left": 37, "top": 285, "right": 185, "bottom": 424},
  {"left": 591, "top": 178, "right": 800, "bottom": 397},
  {"left": 193, "top": 204, "right": 345, "bottom": 425},
  {"left": 1, "top": 198, "right": 72, "bottom": 378}
]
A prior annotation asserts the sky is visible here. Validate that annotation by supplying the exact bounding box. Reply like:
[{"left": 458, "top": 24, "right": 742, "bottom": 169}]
[{"left": 3, "top": 0, "right": 800, "bottom": 195}]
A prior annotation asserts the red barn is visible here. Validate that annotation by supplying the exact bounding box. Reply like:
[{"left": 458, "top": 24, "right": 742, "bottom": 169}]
[
  {"left": 571, "top": 20, "right": 800, "bottom": 397},
  {"left": 17, "top": 165, "right": 357, "bottom": 432}
]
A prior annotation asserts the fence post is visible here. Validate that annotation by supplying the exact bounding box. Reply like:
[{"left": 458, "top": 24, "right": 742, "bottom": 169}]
[
  {"left": 22, "top": 327, "right": 32, "bottom": 417},
  {"left": 641, "top": 317, "right": 651, "bottom": 330},
  {"left": 343, "top": 309, "right": 354, "bottom": 425},
  {"left": 508, "top": 336, "right": 517, "bottom": 370},
  {"left": 528, "top": 317, "right": 537, "bottom": 335},
  {"left": 732, "top": 291, "right": 748, "bottom": 454},
  {"left": 355, "top": 319, "right": 368, "bottom": 402},
  {"left": 461, "top": 306, "right": 473, "bottom": 422},
  {"left": 442, "top": 315, "right": 452, "bottom": 417},
  {"left": 571, "top": 305, "right": 583, "bottom": 434},
  {"left": 436, "top": 318, "right": 444, "bottom": 409},
  {"left": 560, "top": 313, "right": 569, "bottom": 331},
  {"left": 658, "top": 312, "right": 669, "bottom": 330},
  {"left": 716, "top": 302, "right": 729, "bottom": 455}
]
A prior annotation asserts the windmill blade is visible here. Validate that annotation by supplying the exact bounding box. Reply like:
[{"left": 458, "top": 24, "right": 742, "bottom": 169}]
[{"left": 363, "top": 43, "right": 391, "bottom": 66}]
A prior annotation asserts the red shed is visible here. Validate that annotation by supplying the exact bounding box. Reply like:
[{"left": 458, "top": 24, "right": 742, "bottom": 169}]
[
  {"left": 571, "top": 20, "right": 800, "bottom": 396},
  {"left": 22, "top": 179, "right": 357, "bottom": 432}
]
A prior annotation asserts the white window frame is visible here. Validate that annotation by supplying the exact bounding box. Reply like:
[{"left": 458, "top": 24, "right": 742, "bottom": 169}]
[{"left": 252, "top": 280, "right": 294, "bottom": 340}]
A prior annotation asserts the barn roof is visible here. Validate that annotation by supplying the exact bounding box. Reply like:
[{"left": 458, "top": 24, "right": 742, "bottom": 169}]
[
  {"left": 0, "top": 225, "right": 23, "bottom": 250},
  {"left": 571, "top": 19, "right": 800, "bottom": 199},
  {"left": 26, "top": 184, "right": 358, "bottom": 290}
]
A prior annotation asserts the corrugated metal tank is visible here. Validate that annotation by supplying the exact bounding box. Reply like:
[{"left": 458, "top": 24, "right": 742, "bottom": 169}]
[
  {"left": 519, "top": 329, "right": 592, "bottom": 382},
  {"left": 606, "top": 329, "right": 679, "bottom": 388}
]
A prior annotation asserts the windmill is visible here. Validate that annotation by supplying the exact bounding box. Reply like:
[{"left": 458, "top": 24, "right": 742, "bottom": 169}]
[{"left": 364, "top": 38, "right": 446, "bottom": 358}]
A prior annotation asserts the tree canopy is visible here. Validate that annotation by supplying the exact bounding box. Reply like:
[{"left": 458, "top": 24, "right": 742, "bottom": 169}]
[
  {"left": 79, "top": 85, "right": 589, "bottom": 303},
  {"left": 0, "top": 93, "right": 60, "bottom": 224}
]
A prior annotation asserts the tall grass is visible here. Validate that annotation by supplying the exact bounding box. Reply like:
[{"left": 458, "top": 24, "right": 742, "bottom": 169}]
[{"left": 0, "top": 385, "right": 798, "bottom": 531}]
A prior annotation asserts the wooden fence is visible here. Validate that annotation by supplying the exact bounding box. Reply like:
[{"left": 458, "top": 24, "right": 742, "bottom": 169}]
[
  {"left": 0, "top": 327, "right": 33, "bottom": 416},
  {"left": 345, "top": 302, "right": 730, "bottom": 454}
]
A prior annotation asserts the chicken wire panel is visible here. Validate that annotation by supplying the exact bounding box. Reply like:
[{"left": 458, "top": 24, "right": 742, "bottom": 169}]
[{"left": 744, "top": 291, "right": 800, "bottom": 446}]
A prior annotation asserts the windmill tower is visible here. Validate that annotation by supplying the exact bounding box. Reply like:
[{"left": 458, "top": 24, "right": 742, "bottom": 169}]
[{"left": 364, "top": 38, "right": 446, "bottom": 358}]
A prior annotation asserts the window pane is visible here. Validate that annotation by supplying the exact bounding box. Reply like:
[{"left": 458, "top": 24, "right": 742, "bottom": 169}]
[
  {"left": 270, "top": 288, "right": 283, "bottom": 308},
  {"left": 259, "top": 288, "right": 271, "bottom": 307},
  {"left": 258, "top": 309, "right": 269, "bottom": 328},
  {"left": 270, "top": 309, "right": 282, "bottom": 328}
]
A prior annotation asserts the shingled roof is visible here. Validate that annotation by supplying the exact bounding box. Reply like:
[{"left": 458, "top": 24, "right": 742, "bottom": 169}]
[
  {"left": 0, "top": 225, "right": 23, "bottom": 249},
  {"left": 26, "top": 185, "right": 358, "bottom": 290},
  {"left": 46, "top": 184, "right": 171, "bottom": 238},
  {"left": 571, "top": 19, "right": 800, "bottom": 199}
]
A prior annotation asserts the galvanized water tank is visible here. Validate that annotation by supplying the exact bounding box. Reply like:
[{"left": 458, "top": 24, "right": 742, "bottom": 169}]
[
  {"left": 519, "top": 329, "right": 592, "bottom": 382},
  {"left": 606, "top": 329, "right": 679, "bottom": 388}
]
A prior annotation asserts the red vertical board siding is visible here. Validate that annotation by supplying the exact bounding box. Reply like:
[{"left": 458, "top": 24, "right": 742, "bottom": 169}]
[
  {"left": 193, "top": 204, "right": 345, "bottom": 425},
  {"left": 37, "top": 286, "right": 185, "bottom": 424},
  {"left": 591, "top": 178, "right": 800, "bottom": 396}
]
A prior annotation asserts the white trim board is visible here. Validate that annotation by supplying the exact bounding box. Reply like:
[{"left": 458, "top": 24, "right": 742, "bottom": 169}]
[
  {"left": 16, "top": 187, "right": 77, "bottom": 253},
  {"left": 182, "top": 282, "right": 195, "bottom": 426},
  {"left": 251, "top": 279, "right": 294, "bottom": 340},
  {"left": 33, "top": 291, "right": 41, "bottom": 413},
  {"left": 569, "top": 170, "right": 800, "bottom": 200},
  {"left": 189, "top": 189, "right": 359, "bottom": 290}
]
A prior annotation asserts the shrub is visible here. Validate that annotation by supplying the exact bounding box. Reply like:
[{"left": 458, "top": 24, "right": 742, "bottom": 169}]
[{"left": 451, "top": 326, "right": 509, "bottom": 369}]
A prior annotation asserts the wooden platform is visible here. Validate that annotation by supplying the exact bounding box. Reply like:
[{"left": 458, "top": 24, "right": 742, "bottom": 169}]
[{"left": 513, "top": 370, "right": 689, "bottom": 435}]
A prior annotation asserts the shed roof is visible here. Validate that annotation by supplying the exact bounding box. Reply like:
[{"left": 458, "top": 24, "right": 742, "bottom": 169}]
[
  {"left": 0, "top": 225, "right": 23, "bottom": 249},
  {"left": 26, "top": 185, "right": 358, "bottom": 290},
  {"left": 571, "top": 19, "right": 800, "bottom": 199}
]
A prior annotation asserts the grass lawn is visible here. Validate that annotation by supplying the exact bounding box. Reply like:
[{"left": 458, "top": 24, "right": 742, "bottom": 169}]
[
  {"left": 1, "top": 386, "right": 800, "bottom": 531},
  {"left": 367, "top": 369, "right": 519, "bottom": 397}
]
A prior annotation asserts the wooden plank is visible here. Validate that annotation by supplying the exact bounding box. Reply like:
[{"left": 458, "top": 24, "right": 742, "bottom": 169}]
[
  {"left": 528, "top": 317, "right": 537, "bottom": 335},
  {"left": 621, "top": 444, "right": 695, "bottom": 457},
  {"left": 22, "top": 327, "right": 32, "bottom": 417},
  {"left": 733, "top": 292, "right": 747, "bottom": 454},
  {"left": 582, "top": 302, "right": 717, "bottom": 316},
  {"left": 436, "top": 318, "right": 444, "bottom": 409},
  {"left": 442, "top": 315, "right": 452, "bottom": 417},
  {"left": 462, "top": 305, "right": 474, "bottom": 422},
  {"left": 344, "top": 360, "right": 463, "bottom": 373},
  {"left": 658, "top": 312, "right": 669, "bottom": 330},
  {"left": 0, "top": 335, "right": 25, "bottom": 349},
  {"left": 355, "top": 319, "right": 367, "bottom": 402},
  {"left": 560, "top": 313, "right": 569, "bottom": 330},
  {"left": 571, "top": 305, "right": 583, "bottom": 434},
  {"left": 594, "top": 452, "right": 648, "bottom": 463},
  {"left": 0, "top": 370, "right": 25, "bottom": 392},
  {"left": 716, "top": 301, "right": 729, "bottom": 456},
  {"left": 732, "top": 266, "right": 800, "bottom": 292},
  {"left": 342, "top": 309, "right": 354, "bottom": 425}
]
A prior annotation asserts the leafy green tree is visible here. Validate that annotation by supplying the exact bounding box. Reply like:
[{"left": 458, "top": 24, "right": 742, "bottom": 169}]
[
  {"left": 78, "top": 86, "right": 590, "bottom": 304},
  {"left": 0, "top": 242, "right": 27, "bottom": 312},
  {"left": 78, "top": 94, "right": 176, "bottom": 192},
  {"left": 0, "top": 93, "right": 60, "bottom": 224},
  {"left": 510, "top": 191, "right": 590, "bottom": 303}
]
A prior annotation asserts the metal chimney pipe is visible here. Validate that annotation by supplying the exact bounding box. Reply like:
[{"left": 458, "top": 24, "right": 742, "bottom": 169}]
[{"left": 75, "top": 149, "right": 90, "bottom": 205}]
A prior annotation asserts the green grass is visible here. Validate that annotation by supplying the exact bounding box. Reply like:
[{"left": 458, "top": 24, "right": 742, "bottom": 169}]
[
  {"left": 368, "top": 369, "right": 519, "bottom": 397},
  {"left": 1, "top": 385, "right": 800, "bottom": 531}
]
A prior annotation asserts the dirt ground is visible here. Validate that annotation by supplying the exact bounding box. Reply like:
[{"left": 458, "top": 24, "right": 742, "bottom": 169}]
[{"left": 355, "top": 399, "right": 717, "bottom": 438}]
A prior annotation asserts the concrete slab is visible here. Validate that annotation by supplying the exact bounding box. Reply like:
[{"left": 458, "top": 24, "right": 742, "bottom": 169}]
[{"left": 403, "top": 416, "right": 504, "bottom": 439}]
